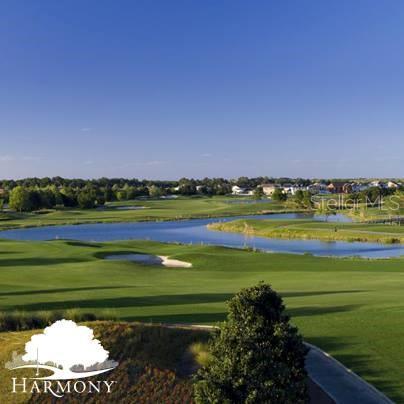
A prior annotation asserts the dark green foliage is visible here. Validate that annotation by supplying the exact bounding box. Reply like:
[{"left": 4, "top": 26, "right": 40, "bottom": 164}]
[
  {"left": 194, "top": 283, "right": 309, "bottom": 404},
  {"left": 253, "top": 186, "right": 264, "bottom": 199},
  {"left": 0, "top": 310, "right": 110, "bottom": 332},
  {"left": 272, "top": 188, "right": 288, "bottom": 202},
  {"left": 77, "top": 190, "right": 96, "bottom": 209}
]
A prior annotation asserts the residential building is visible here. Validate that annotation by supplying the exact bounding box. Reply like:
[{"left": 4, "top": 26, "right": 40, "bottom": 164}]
[
  {"left": 387, "top": 181, "right": 399, "bottom": 189},
  {"left": 327, "top": 182, "right": 352, "bottom": 194},
  {"left": 261, "top": 183, "right": 279, "bottom": 196}
]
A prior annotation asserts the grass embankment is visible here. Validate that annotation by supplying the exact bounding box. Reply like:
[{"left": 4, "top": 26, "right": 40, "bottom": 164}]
[
  {"left": 0, "top": 239, "right": 404, "bottom": 399},
  {"left": 0, "top": 321, "right": 210, "bottom": 403},
  {"left": 208, "top": 218, "right": 404, "bottom": 244},
  {"left": 0, "top": 196, "right": 298, "bottom": 231}
]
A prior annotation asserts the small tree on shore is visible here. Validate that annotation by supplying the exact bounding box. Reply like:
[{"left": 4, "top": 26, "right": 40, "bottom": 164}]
[
  {"left": 253, "top": 186, "right": 264, "bottom": 199},
  {"left": 272, "top": 188, "right": 287, "bottom": 202},
  {"left": 194, "top": 283, "right": 309, "bottom": 403}
]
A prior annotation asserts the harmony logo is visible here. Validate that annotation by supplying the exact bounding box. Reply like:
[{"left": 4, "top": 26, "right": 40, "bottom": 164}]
[{"left": 6, "top": 319, "right": 118, "bottom": 398}]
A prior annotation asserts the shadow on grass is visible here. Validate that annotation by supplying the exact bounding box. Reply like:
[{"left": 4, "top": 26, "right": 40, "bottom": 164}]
[
  {"left": 0, "top": 286, "right": 131, "bottom": 297},
  {"left": 123, "top": 312, "right": 227, "bottom": 324},
  {"left": 123, "top": 306, "right": 360, "bottom": 325},
  {"left": 11, "top": 292, "right": 364, "bottom": 317},
  {"left": 306, "top": 336, "right": 401, "bottom": 402},
  {"left": 281, "top": 290, "right": 367, "bottom": 298},
  {"left": 65, "top": 241, "right": 102, "bottom": 248},
  {"left": 11, "top": 293, "right": 235, "bottom": 311},
  {"left": 0, "top": 257, "right": 89, "bottom": 267},
  {"left": 288, "top": 305, "right": 361, "bottom": 318}
]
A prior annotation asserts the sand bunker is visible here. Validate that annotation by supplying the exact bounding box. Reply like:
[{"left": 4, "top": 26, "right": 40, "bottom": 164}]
[{"left": 105, "top": 254, "right": 192, "bottom": 268}]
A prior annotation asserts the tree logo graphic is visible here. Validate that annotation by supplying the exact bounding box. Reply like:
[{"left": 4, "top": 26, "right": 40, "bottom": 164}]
[{"left": 6, "top": 319, "right": 118, "bottom": 380}]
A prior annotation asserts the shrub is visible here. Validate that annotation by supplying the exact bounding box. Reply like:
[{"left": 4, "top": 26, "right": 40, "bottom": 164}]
[
  {"left": 0, "top": 309, "right": 111, "bottom": 332},
  {"left": 194, "top": 283, "right": 309, "bottom": 403},
  {"left": 189, "top": 342, "right": 212, "bottom": 367}
]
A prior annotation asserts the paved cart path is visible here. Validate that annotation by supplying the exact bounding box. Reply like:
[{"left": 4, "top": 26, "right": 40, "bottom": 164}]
[
  {"left": 305, "top": 343, "right": 393, "bottom": 404},
  {"left": 171, "top": 324, "right": 392, "bottom": 403}
]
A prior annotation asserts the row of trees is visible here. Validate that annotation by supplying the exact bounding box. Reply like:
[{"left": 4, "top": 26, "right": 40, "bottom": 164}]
[
  {"left": 0, "top": 176, "right": 314, "bottom": 192},
  {"left": 7, "top": 186, "right": 103, "bottom": 212}
]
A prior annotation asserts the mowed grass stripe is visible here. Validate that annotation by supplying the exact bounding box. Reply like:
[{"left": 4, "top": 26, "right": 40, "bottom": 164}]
[{"left": 0, "top": 239, "right": 403, "bottom": 399}]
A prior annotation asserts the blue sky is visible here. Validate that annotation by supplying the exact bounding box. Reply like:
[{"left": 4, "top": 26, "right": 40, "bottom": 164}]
[{"left": 0, "top": 1, "right": 403, "bottom": 179}]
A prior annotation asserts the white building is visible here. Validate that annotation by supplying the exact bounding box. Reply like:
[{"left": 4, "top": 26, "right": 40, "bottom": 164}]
[
  {"left": 232, "top": 185, "right": 246, "bottom": 195},
  {"left": 387, "top": 181, "right": 399, "bottom": 189}
]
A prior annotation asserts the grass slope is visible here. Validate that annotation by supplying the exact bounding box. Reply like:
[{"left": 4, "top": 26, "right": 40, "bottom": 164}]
[
  {"left": 209, "top": 218, "right": 404, "bottom": 244},
  {"left": 0, "top": 239, "right": 403, "bottom": 399}
]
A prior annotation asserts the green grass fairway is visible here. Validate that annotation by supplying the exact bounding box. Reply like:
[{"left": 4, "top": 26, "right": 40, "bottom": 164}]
[
  {"left": 0, "top": 239, "right": 404, "bottom": 400},
  {"left": 209, "top": 218, "right": 404, "bottom": 244},
  {"left": 0, "top": 196, "right": 296, "bottom": 230}
]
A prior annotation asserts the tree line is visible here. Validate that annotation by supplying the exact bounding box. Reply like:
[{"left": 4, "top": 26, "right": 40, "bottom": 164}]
[{"left": 0, "top": 176, "right": 309, "bottom": 212}]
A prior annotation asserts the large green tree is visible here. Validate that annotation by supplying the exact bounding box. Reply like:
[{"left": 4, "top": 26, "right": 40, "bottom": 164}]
[
  {"left": 9, "top": 186, "right": 32, "bottom": 212},
  {"left": 194, "top": 283, "right": 309, "bottom": 403}
]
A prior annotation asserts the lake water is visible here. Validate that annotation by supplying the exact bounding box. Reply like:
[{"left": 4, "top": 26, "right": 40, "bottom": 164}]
[{"left": 0, "top": 213, "right": 402, "bottom": 258}]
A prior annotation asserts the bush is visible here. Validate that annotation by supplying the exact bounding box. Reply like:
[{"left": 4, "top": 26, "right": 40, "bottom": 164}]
[
  {"left": 189, "top": 342, "right": 212, "bottom": 367},
  {"left": 194, "top": 283, "right": 309, "bottom": 403},
  {"left": 0, "top": 309, "right": 110, "bottom": 332}
]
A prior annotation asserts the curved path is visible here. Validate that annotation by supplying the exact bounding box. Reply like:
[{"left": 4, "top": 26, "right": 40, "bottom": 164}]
[
  {"left": 169, "top": 324, "right": 393, "bottom": 403},
  {"left": 305, "top": 343, "right": 393, "bottom": 404}
]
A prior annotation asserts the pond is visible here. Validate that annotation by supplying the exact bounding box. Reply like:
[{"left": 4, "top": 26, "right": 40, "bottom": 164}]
[{"left": 0, "top": 213, "right": 402, "bottom": 258}]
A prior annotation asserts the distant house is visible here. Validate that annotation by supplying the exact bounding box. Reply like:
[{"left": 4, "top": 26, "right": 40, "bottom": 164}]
[
  {"left": 308, "top": 182, "right": 328, "bottom": 194},
  {"left": 387, "top": 181, "right": 399, "bottom": 189},
  {"left": 0, "top": 188, "right": 4, "bottom": 196},
  {"left": 369, "top": 180, "right": 387, "bottom": 189},
  {"left": 232, "top": 185, "right": 254, "bottom": 196},
  {"left": 351, "top": 182, "right": 369, "bottom": 192},
  {"left": 327, "top": 182, "right": 352, "bottom": 194},
  {"left": 282, "top": 184, "right": 304, "bottom": 195},
  {"left": 232, "top": 185, "right": 246, "bottom": 195},
  {"left": 261, "top": 183, "right": 279, "bottom": 196}
]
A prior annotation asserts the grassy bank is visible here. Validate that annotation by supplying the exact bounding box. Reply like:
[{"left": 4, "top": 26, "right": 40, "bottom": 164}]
[
  {"left": 0, "top": 196, "right": 299, "bottom": 231},
  {"left": 0, "top": 239, "right": 403, "bottom": 399},
  {"left": 0, "top": 321, "right": 210, "bottom": 403},
  {"left": 208, "top": 218, "right": 404, "bottom": 244}
]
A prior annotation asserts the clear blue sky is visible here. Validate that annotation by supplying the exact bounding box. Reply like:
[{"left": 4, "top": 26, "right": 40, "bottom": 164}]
[{"left": 1, "top": 1, "right": 403, "bottom": 180}]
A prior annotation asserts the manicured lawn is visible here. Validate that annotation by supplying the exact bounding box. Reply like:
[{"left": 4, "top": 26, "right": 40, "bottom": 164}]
[
  {"left": 0, "top": 239, "right": 404, "bottom": 400},
  {"left": 0, "top": 196, "right": 295, "bottom": 231},
  {"left": 209, "top": 218, "right": 404, "bottom": 244}
]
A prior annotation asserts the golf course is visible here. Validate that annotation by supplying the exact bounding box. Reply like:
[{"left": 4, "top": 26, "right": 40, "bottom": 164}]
[
  {"left": 0, "top": 236, "right": 403, "bottom": 400},
  {"left": 0, "top": 196, "right": 403, "bottom": 401},
  {"left": 209, "top": 217, "right": 404, "bottom": 244},
  {"left": 0, "top": 196, "right": 295, "bottom": 231}
]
